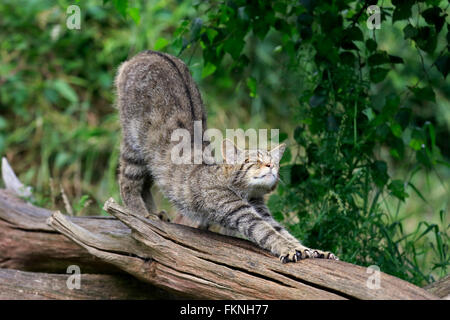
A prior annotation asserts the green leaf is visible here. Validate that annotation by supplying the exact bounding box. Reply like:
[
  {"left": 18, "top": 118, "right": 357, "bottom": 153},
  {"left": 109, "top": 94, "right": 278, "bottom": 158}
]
[
  {"left": 223, "top": 37, "right": 245, "bottom": 60},
  {"left": 388, "top": 55, "right": 404, "bottom": 64},
  {"left": 390, "top": 137, "right": 405, "bottom": 159},
  {"left": 0, "top": 116, "right": 7, "bottom": 130},
  {"left": 403, "top": 24, "right": 418, "bottom": 39},
  {"left": 190, "top": 18, "right": 203, "bottom": 42},
  {"left": 290, "top": 164, "right": 309, "bottom": 185},
  {"left": 112, "top": 0, "right": 128, "bottom": 17},
  {"left": 246, "top": 76, "right": 257, "bottom": 98},
  {"left": 424, "top": 122, "right": 436, "bottom": 152},
  {"left": 434, "top": 54, "right": 449, "bottom": 79},
  {"left": 206, "top": 29, "right": 218, "bottom": 43},
  {"left": 394, "top": 108, "right": 412, "bottom": 129},
  {"left": 55, "top": 152, "right": 71, "bottom": 168},
  {"left": 414, "top": 27, "right": 437, "bottom": 54},
  {"left": 371, "top": 160, "right": 389, "bottom": 188},
  {"left": 368, "top": 52, "right": 390, "bottom": 66},
  {"left": 388, "top": 180, "right": 408, "bottom": 201},
  {"left": 280, "top": 147, "right": 291, "bottom": 164},
  {"left": 201, "top": 62, "right": 216, "bottom": 79},
  {"left": 339, "top": 52, "right": 355, "bottom": 66},
  {"left": 409, "top": 86, "right": 435, "bottom": 102},
  {"left": 366, "top": 39, "right": 377, "bottom": 52},
  {"left": 279, "top": 132, "right": 288, "bottom": 142},
  {"left": 309, "top": 94, "right": 326, "bottom": 108},
  {"left": 293, "top": 126, "right": 305, "bottom": 144},
  {"left": 370, "top": 68, "right": 390, "bottom": 83},
  {"left": 417, "top": 148, "right": 433, "bottom": 168},
  {"left": 392, "top": 2, "right": 412, "bottom": 22},
  {"left": 422, "top": 7, "right": 445, "bottom": 33},
  {"left": 309, "top": 87, "right": 327, "bottom": 108},
  {"left": 154, "top": 38, "right": 169, "bottom": 51},
  {"left": 390, "top": 122, "right": 403, "bottom": 138},
  {"left": 363, "top": 108, "right": 375, "bottom": 122},
  {"left": 344, "top": 26, "right": 363, "bottom": 42},
  {"left": 127, "top": 7, "right": 140, "bottom": 24},
  {"left": 52, "top": 80, "right": 78, "bottom": 103},
  {"left": 409, "top": 138, "right": 423, "bottom": 151},
  {"left": 407, "top": 182, "right": 428, "bottom": 203}
]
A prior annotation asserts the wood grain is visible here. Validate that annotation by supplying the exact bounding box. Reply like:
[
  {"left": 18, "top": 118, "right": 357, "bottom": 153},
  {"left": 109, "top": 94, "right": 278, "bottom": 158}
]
[
  {"left": 0, "top": 268, "right": 172, "bottom": 300},
  {"left": 0, "top": 189, "right": 439, "bottom": 300}
]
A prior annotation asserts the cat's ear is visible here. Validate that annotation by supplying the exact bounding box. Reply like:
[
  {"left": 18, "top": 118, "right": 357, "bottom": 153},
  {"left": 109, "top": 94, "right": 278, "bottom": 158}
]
[
  {"left": 221, "top": 139, "right": 244, "bottom": 164},
  {"left": 270, "top": 143, "right": 286, "bottom": 163}
]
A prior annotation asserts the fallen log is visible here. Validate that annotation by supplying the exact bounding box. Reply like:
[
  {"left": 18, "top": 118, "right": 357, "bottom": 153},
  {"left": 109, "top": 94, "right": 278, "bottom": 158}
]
[
  {"left": 0, "top": 189, "right": 123, "bottom": 274},
  {"left": 0, "top": 188, "right": 439, "bottom": 299},
  {"left": 54, "top": 198, "right": 439, "bottom": 299},
  {"left": 424, "top": 275, "right": 450, "bottom": 299},
  {"left": 0, "top": 268, "right": 171, "bottom": 300}
]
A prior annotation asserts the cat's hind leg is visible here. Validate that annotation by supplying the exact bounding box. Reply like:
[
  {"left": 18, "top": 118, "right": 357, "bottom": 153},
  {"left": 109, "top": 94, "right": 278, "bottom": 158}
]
[
  {"left": 142, "top": 175, "right": 171, "bottom": 222},
  {"left": 119, "top": 154, "right": 151, "bottom": 217}
]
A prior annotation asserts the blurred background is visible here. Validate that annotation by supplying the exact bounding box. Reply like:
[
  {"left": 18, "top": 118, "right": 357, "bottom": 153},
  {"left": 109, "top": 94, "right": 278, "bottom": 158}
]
[{"left": 0, "top": 0, "right": 448, "bottom": 286}]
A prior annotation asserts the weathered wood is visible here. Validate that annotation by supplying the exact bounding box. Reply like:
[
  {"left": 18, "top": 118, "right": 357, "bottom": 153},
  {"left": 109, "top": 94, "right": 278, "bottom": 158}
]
[
  {"left": 47, "top": 197, "right": 437, "bottom": 300},
  {"left": 0, "top": 268, "right": 172, "bottom": 300},
  {"left": 2, "top": 157, "right": 32, "bottom": 198},
  {"left": 424, "top": 275, "right": 450, "bottom": 299},
  {"left": 0, "top": 189, "right": 123, "bottom": 274},
  {"left": 0, "top": 188, "right": 439, "bottom": 300}
]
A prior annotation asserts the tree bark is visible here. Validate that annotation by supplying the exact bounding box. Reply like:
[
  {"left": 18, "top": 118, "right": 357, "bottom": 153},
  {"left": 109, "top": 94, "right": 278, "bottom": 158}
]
[
  {"left": 0, "top": 268, "right": 172, "bottom": 300},
  {"left": 0, "top": 189, "right": 123, "bottom": 274},
  {"left": 424, "top": 275, "right": 450, "bottom": 299},
  {"left": 0, "top": 189, "right": 439, "bottom": 300}
]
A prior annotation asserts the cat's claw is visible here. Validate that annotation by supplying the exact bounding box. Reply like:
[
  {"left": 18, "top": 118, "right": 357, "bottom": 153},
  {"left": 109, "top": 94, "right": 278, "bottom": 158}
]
[
  {"left": 312, "top": 250, "right": 339, "bottom": 260},
  {"left": 144, "top": 210, "right": 171, "bottom": 223},
  {"left": 279, "top": 247, "right": 338, "bottom": 263},
  {"left": 157, "top": 210, "right": 171, "bottom": 222},
  {"left": 279, "top": 247, "right": 312, "bottom": 263}
]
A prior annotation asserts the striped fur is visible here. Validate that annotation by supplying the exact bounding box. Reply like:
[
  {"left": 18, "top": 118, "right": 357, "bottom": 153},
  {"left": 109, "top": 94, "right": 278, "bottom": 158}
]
[{"left": 115, "top": 51, "right": 337, "bottom": 262}]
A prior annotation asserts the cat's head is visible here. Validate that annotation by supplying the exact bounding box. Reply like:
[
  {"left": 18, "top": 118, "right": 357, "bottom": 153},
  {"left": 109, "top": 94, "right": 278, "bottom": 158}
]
[{"left": 221, "top": 139, "right": 286, "bottom": 197}]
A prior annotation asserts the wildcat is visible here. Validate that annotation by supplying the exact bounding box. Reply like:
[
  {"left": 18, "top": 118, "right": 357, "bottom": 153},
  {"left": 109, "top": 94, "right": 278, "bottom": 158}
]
[{"left": 115, "top": 50, "right": 337, "bottom": 263}]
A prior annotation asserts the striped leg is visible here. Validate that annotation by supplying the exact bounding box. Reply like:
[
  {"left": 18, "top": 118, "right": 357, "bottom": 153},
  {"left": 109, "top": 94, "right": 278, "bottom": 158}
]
[
  {"left": 141, "top": 175, "right": 170, "bottom": 222},
  {"left": 212, "top": 199, "right": 309, "bottom": 262},
  {"left": 249, "top": 198, "right": 302, "bottom": 244},
  {"left": 250, "top": 200, "right": 338, "bottom": 261},
  {"left": 119, "top": 157, "right": 151, "bottom": 217},
  {"left": 213, "top": 197, "right": 339, "bottom": 262},
  {"left": 119, "top": 149, "right": 170, "bottom": 221}
]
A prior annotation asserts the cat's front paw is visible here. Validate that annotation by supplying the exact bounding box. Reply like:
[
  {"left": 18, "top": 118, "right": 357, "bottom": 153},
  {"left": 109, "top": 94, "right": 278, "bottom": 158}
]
[
  {"left": 279, "top": 246, "right": 339, "bottom": 263},
  {"left": 310, "top": 249, "right": 339, "bottom": 260},
  {"left": 279, "top": 246, "right": 314, "bottom": 263}
]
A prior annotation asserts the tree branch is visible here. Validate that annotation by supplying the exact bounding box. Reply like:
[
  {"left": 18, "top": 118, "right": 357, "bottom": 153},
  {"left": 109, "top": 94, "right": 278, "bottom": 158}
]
[
  {"left": 0, "top": 268, "right": 171, "bottom": 300},
  {"left": 0, "top": 189, "right": 439, "bottom": 299}
]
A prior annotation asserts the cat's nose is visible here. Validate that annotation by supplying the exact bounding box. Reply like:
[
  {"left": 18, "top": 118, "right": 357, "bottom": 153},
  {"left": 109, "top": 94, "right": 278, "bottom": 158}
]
[{"left": 265, "top": 163, "right": 273, "bottom": 169}]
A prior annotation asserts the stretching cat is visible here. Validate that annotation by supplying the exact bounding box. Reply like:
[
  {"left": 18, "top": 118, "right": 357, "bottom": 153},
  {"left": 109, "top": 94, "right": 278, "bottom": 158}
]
[{"left": 115, "top": 50, "right": 337, "bottom": 263}]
